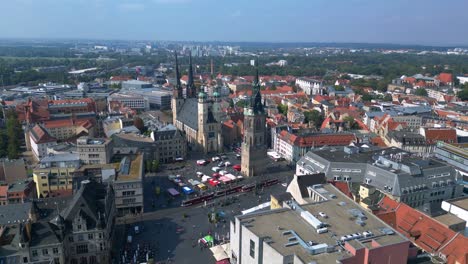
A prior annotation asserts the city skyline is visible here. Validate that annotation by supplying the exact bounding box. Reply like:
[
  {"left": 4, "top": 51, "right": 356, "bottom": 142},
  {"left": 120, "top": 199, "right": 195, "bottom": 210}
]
[{"left": 2, "top": 0, "right": 468, "bottom": 46}]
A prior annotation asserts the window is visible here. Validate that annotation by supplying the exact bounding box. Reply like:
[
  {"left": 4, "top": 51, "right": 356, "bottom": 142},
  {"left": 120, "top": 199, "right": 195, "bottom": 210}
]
[
  {"left": 32, "top": 250, "right": 38, "bottom": 257},
  {"left": 42, "top": 248, "right": 49, "bottom": 255},
  {"left": 23, "top": 257, "right": 28, "bottom": 263},
  {"left": 77, "top": 225, "right": 82, "bottom": 231},
  {"left": 88, "top": 234, "right": 93, "bottom": 240},
  {"left": 78, "top": 234, "right": 84, "bottom": 241},
  {"left": 69, "top": 236, "right": 74, "bottom": 242},
  {"left": 249, "top": 240, "right": 255, "bottom": 258},
  {"left": 42, "top": 183, "right": 48, "bottom": 187},
  {"left": 98, "top": 233, "right": 102, "bottom": 239},
  {"left": 54, "top": 258, "right": 60, "bottom": 264},
  {"left": 76, "top": 244, "right": 89, "bottom": 254},
  {"left": 53, "top": 248, "right": 59, "bottom": 254}
]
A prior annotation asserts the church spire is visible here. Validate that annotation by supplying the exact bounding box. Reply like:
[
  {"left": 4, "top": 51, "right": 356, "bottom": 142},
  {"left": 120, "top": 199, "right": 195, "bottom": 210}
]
[
  {"left": 174, "top": 51, "right": 183, "bottom": 98},
  {"left": 251, "top": 60, "right": 264, "bottom": 114},
  {"left": 187, "top": 53, "right": 197, "bottom": 98}
]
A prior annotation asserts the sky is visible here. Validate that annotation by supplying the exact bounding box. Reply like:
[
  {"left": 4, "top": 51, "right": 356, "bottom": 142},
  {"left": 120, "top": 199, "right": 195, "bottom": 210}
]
[{"left": 1, "top": 0, "right": 468, "bottom": 45}]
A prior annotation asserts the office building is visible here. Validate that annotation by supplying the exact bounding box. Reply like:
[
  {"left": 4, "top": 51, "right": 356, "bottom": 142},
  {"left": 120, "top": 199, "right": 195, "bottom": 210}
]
[
  {"left": 112, "top": 155, "right": 144, "bottom": 216},
  {"left": 296, "top": 146, "right": 464, "bottom": 215},
  {"left": 434, "top": 142, "right": 467, "bottom": 182},
  {"left": 77, "top": 136, "right": 114, "bottom": 165},
  {"left": 230, "top": 181, "right": 412, "bottom": 264}
]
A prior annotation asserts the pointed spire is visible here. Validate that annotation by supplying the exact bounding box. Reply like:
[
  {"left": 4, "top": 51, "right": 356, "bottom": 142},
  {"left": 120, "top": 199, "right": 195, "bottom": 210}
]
[
  {"left": 251, "top": 60, "right": 264, "bottom": 114},
  {"left": 174, "top": 51, "right": 183, "bottom": 98},
  {"left": 187, "top": 53, "right": 197, "bottom": 98}
]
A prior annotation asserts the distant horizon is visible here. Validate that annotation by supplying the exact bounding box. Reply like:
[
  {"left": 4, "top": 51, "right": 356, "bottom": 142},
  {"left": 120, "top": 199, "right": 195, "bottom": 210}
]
[
  {"left": 1, "top": 0, "right": 467, "bottom": 47},
  {"left": 0, "top": 37, "right": 466, "bottom": 49}
]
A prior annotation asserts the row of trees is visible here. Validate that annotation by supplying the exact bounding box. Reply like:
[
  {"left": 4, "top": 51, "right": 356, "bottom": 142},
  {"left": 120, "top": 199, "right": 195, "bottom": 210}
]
[
  {"left": 0, "top": 111, "right": 23, "bottom": 159},
  {"left": 145, "top": 160, "right": 160, "bottom": 173}
]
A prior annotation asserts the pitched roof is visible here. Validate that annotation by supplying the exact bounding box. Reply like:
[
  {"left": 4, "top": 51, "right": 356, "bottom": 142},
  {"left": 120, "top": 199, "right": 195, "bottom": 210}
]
[
  {"left": 278, "top": 130, "right": 356, "bottom": 147},
  {"left": 424, "top": 128, "right": 457, "bottom": 144},
  {"left": 30, "top": 124, "right": 57, "bottom": 144},
  {"left": 175, "top": 98, "right": 199, "bottom": 130},
  {"left": 376, "top": 196, "right": 468, "bottom": 263},
  {"left": 437, "top": 73, "right": 453, "bottom": 83}
]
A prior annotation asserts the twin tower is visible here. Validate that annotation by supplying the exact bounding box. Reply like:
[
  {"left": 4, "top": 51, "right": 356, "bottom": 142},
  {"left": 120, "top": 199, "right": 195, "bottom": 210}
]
[{"left": 171, "top": 53, "right": 267, "bottom": 177}]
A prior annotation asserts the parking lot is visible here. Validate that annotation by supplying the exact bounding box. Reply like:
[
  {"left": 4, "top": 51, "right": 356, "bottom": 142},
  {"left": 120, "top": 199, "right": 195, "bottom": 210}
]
[{"left": 115, "top": 151, "right": 294, "bottom": 264}]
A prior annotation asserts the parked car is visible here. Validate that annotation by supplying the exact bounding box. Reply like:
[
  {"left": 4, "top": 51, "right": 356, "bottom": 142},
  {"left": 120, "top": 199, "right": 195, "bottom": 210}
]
[
  {"left": 197, "top": 159, "right": 208, "bottom": 166},
  {"left": 212, "top": 166, "right": 221, "bottom": 173},
  {"left": 196, "top": 171, "right": 204, "bottom": 178},
  {"left": 236, "top": 154, "right": 241, "bottom": 159},
  {"left": 233, "top": 164, "right": 241, "bottom": 171},
  {"left": 212, "top": 173, "right": 221, "bottom": 178},
  {"left": 224, "top": 161, "right": 231, "bottom": 167},
  {"left": 212, "top": 156, "right": 221, "bottom": 162},
  {"left": 175, "top": 157, "right": 184, "bottom": 162},
  {"left": 221, "top": 155, "right": 228, "bottom": 160}
]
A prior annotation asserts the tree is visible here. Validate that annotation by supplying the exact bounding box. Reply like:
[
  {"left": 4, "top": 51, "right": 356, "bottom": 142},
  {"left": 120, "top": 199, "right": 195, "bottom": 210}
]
[
  {"left": 151, "top": 160, "right": 159, "bottom": 172},
  {"left": 0, "top": 131, "right": 6, "bottom": 158},
  {"left": 304, "top": 110, "right": 324, "bottom": 129},
  {"left": 5, "top": 111, "right": 21, "bottom": 159},
  {"left": 277, "top": 104, "right": 288, "bottom": 115},
  {"left": 457, "top": 87, "right": 468, "bottom": 101},
  {"left": 414, "top": 88, "right": 428, "bottom": 96},
  {"left": 382, "top": 94, "right": 393, "bottom": 102},
  {"left": 334, "top": 85, "right": 345, "bottom": 91},
  {"left": 145, "top": 160, "right": 152, "bottom": 173},
  {"left": 343, "top": 116, "right": 360, "bottom": 130}
]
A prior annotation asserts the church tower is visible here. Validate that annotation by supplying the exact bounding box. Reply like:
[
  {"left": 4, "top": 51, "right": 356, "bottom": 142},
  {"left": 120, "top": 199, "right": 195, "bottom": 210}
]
[
  {"left": 171, "top": 51, "right": 184, "bottom": 125},
  {"left": 241, "top": 64, "right": 268, "bottom": 177},
  {"left": 186, "top": 53, "right": 197, "bottom": 98},
  {"left": 197, "top": 90, "right": 222, "bottom": 153}
]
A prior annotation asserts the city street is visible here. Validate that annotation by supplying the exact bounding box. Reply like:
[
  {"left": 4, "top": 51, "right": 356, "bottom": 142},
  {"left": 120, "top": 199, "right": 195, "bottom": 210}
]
[{"left": 114, "top": 152, "right": 294, "bottom": 264}]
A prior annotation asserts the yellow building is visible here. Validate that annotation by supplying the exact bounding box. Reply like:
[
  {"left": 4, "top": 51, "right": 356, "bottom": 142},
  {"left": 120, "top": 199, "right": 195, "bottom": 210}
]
[{"left": 32, "top": 153, "right": 80, "bottom": 198}]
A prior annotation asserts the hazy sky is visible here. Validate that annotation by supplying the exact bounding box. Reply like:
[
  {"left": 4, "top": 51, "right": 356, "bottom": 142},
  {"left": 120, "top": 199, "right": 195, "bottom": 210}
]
[{"left": 2, "top": 0, "right": 468, "bottom": 45}]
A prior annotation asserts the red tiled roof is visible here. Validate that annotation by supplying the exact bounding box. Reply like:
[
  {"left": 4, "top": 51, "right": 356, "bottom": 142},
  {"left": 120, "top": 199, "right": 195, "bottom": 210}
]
[
  {"left": 278, "top": 130, "right": 355, "bottom": 147},
  {"left": 424, "top": 128, "right": 457, "bottom": 144},
  {"left": 42, "top": 118, "right": 95, "bottom": 129},
  {"left": 110, "top": 76, "right": 132, "bottom": 81},
  {"left": 330, "top": 181, "right": 353, "bottom": 198},
  {"left": 30, "top": 124, "right": 56, "bottom": 144},
  {"left": 0, "top": 185, "right": 8, "bottom": 200},
  {"left": 376, "top": 197, "right": 468, "bottom": 263},
  {"left": 371, "top": 136, "right": 387, "bottom": 147},
  {"left": 437, "top": 73, "right": 453, "bottom": 84}
]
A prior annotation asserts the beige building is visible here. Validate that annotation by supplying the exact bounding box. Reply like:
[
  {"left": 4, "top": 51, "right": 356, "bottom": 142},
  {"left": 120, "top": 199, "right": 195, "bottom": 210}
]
[
  {"left": 112, "top": 154, "right": 144, "bottom": 216},
  {"left": 77, "top": 136, "right": 114, "bottom": 165}
]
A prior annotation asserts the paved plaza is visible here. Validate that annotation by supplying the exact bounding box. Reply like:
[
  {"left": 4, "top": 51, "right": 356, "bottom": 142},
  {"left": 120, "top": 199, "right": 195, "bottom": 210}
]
[{"left": 114, "top": 152, "right": 294, "bottom": 264}]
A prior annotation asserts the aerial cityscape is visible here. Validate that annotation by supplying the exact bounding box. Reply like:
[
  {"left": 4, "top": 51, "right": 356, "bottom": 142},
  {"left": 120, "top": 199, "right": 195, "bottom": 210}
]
[{"left": 0, "top": 1, "right": 467, "bottom": 264}]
